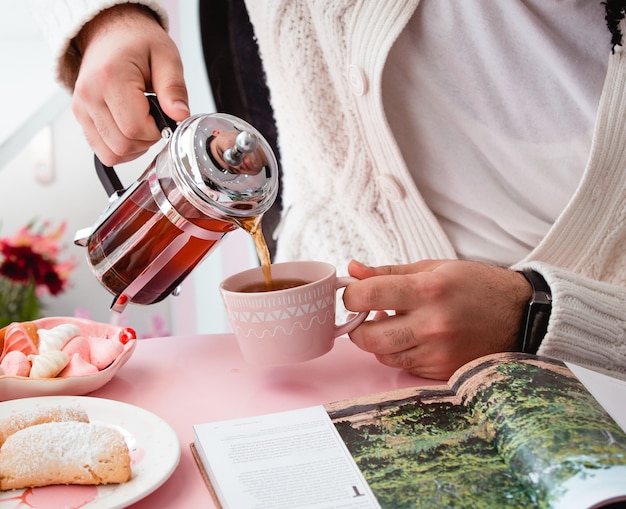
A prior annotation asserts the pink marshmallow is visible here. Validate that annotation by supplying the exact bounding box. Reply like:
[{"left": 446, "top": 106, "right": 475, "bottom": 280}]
[
  {"left": 59, "top": 353, "right": 99, "bottom": 377},
  {"left": 87, "top": 336, "right": 124, "bottom": 370},
  {"left": 1, "top": 350, "right": 31, "bottom": 377},
  {"left": 62, "top": 336, "right": 91, "bottom": 363}
]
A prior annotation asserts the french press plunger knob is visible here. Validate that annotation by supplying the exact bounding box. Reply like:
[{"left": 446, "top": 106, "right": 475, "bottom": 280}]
[{"left": 223, "top": 131, "right": 259, "bottom": 166}]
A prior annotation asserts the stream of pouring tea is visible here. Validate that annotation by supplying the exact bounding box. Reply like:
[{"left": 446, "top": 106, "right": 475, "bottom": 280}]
[{"left": 239, "top": 216, "right": 272, "bottom": 288}]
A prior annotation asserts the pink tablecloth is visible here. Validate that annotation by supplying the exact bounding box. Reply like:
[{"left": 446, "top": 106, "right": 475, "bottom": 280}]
[{"left": 92, "top": 334, "right": 439, "bottom": 508}]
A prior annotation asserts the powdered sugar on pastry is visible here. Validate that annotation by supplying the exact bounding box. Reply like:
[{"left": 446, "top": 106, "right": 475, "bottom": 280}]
[
  {"left": 0, "top": 405, "right": 89, "bottom": 447},
  {"left": 0, "top": 421, "right": 132, "bottom": 490}
]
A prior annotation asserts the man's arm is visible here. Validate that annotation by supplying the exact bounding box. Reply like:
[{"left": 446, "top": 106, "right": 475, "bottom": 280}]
[{"left": 31, "top": 0, "right": 189, "bottom": 165}]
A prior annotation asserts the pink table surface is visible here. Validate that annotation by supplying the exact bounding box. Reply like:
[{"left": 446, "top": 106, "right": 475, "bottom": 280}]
[{"left": 91, "top": 333, "right": 441, "bottom": 508}]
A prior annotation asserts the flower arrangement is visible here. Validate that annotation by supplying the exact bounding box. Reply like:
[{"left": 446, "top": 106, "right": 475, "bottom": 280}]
[{"left": 0, "top": 221, "right": 76, "bottom": 328}]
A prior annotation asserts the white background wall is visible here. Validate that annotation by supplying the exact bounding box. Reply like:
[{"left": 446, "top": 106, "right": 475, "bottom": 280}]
[{"left": 0, "top": 0, "right": 258, "bottom": 337}]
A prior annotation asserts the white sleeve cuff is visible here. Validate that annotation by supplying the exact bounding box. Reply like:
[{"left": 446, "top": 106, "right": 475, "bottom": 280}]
[
  {"left": 29, "top": 0, "right": 169, "bottom": 85},
  {"left": 513, "top": 261, "right": 626, "bottom": 381}
]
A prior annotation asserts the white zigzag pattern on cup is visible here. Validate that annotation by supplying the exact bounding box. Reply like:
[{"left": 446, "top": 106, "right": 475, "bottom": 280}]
[
  {"left": 234, "top": 310, "right": 334, "bottom": 339},
  {"left": 229, "top": 295, "right": 334, "bottom": 323}
]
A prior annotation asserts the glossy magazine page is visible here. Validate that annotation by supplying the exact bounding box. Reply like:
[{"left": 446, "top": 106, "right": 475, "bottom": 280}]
[{"left": 326, "top": 353, "right": 626, "bottom": 509}]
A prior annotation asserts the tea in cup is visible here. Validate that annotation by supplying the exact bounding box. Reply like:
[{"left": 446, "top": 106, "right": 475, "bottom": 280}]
[{"left": 219, "top": 261, "right": 368, "bottom": 365}]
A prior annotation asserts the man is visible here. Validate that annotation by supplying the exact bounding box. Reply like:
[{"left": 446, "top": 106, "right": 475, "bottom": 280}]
[{"left": 33, "top": 0, "right": 626, "bottom": 380}]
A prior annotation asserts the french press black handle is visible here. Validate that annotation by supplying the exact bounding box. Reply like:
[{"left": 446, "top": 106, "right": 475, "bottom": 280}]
[{"left": 94, "top": 94, "right": 178, "bottom": 198}]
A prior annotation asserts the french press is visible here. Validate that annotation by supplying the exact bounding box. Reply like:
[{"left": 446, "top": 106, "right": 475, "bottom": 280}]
[{"left": 74, "top": 95, "right": 279, "bottom": 312}]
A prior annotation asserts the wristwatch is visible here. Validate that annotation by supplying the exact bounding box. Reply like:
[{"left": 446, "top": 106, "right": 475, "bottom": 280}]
[{"left": 516, "top": 270, "right": 552, "bottom": 354}]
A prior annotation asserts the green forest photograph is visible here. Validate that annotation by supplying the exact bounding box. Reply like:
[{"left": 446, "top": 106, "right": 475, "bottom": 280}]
[{"left": 327, "top": 354, "right": 626, "bottom": 509}]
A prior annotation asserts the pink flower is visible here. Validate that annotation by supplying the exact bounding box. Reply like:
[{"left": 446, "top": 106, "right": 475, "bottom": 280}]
[{"left": 0, "top": 221, "right": 76, "bottom": 296}]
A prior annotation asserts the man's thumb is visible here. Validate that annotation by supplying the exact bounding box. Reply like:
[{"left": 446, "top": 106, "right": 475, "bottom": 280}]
[{"left": 159, "top": 91, "right": 190, "bottom": 123}]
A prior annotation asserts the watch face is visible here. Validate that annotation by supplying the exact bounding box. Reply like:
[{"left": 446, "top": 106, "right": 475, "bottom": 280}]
[
  {"left": 517, "top": 271, "right": 551, "bottom": 354},
  {"left": 532, "top": 292, "right": 552, "bottom": 306}
]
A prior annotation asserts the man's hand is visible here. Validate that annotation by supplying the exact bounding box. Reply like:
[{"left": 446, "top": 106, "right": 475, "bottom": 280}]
[
  {"left": 343, "top": 259, "right": 531, "bottom": 380},
  {"left": 72, "top": 4, "right": 190, "bottom": 166}
]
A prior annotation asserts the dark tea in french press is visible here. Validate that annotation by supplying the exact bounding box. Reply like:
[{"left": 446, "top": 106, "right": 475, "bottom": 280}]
[{"left": 74, "top": 96, "right": 279, "bottom": 312}]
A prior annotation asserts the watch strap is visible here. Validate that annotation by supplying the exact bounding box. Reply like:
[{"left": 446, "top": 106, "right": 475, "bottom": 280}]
[{"left": 516, "top": 270, "right": 552, "bottom": 354}]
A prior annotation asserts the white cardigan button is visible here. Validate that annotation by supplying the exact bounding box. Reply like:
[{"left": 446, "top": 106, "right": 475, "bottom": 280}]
[
  {"left": 347, "top": 65, "right": 368, "bottom": 96},
  {"left": 376, "top": 175, "right": 405, "bottom": 200}
]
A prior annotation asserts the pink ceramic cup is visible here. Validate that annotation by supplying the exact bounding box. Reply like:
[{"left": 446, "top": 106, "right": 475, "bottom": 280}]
[{"left": 219, "top": 261, "right": 368, "bottom": 365}]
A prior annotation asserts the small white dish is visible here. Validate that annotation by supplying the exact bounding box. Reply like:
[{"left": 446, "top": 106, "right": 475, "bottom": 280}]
[
  {"left": 0, "top": 395, "right": 181, "bottom": 508},
  {"left": 0, "top": 317, "right": 136, "bottom": 401}
]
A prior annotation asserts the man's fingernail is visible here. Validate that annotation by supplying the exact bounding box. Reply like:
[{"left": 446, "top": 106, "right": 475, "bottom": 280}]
[{"left": 174, "top": 100, "right": 190, "bottom": 113}]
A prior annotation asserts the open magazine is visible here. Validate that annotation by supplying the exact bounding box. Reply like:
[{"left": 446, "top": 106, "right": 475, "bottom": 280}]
[{"left": 192, "top": 353, "right": 626, "bottom": 509}]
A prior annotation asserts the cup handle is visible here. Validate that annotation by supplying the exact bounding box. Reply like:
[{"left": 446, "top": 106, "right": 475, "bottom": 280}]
[{"left": 333, "top": 276, "right": 369, "bottom": 337}]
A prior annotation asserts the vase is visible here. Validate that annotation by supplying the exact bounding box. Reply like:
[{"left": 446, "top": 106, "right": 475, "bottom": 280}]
[{"left": 0, "top": 276, "right": 41, "bottom": 329}]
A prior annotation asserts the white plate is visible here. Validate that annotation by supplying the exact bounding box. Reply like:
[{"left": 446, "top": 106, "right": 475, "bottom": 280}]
[{"left": 0, "top": 396, "right": 181, "bottom": 509}]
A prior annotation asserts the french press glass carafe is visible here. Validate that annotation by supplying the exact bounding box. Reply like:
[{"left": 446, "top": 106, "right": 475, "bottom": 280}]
[{"left": 75, "top": 95, "right": 279, "bottom": 312}]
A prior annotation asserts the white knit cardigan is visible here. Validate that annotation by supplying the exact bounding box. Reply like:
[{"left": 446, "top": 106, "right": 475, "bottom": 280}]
[{"left": 36, "top": 0, "right": 626, "bottom": 380}]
